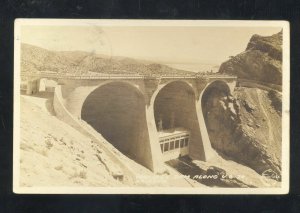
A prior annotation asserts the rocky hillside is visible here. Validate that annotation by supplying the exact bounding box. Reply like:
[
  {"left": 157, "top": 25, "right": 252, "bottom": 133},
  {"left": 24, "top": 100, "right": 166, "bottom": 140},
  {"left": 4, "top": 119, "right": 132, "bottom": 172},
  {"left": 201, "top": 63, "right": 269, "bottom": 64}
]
[
  {"left": 203, "top": 88, "right": 282, "bottom": 177},
  {"left": 219, "top": 31, "right": 282, "bottom": 85},
  {"left": 204, "top": 31, "right": 283, "bottom": 179},
  {"left": 21, "top": 43, "right": 193, "bottom": 76}
]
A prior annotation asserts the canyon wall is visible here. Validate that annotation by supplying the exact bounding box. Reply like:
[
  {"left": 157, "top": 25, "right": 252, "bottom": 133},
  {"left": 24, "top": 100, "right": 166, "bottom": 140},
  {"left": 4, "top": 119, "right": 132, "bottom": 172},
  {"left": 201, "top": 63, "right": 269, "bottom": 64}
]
[{"left": 204, "top": 31, "right": 283, "bottom": 177}]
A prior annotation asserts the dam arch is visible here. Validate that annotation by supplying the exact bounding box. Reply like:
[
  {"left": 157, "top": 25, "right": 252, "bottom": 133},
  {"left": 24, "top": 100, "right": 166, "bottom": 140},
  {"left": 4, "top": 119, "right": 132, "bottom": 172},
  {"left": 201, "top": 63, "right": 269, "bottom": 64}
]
[
  {"left": 200, "top": 80, "right": 232, "bottom": 154},
  {"left": 52, "top": 75, "right": 236, "bottom": 172},
  {"left": 201, "top": 80, "right": 231, "bottom": 120},
  {"left": 81, "top": 81, "right": 154, "bottom": 170},
  {"left": 152, "top": 80, "right": 206, "bottom": 161}
]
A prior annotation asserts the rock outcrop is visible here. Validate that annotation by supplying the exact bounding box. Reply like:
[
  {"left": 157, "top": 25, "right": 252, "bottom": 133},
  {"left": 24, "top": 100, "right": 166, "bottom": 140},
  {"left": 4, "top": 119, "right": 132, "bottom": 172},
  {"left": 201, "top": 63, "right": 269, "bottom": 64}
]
[
  {"left": 203, "top": 88, "right": 282, "bottom": 177},
  {"left": 219, "top": 31, "right": 282, "bottom": 85},
  {"left": 204, "top": 31, "right": 283, "bottom": 179}
]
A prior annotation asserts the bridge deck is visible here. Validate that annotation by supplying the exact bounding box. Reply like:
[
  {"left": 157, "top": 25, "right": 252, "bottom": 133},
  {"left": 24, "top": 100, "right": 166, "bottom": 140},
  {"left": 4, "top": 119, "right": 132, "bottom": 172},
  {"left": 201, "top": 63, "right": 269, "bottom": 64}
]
[{"left": 21, "top": 73, "right": 237, "bottom": 80}]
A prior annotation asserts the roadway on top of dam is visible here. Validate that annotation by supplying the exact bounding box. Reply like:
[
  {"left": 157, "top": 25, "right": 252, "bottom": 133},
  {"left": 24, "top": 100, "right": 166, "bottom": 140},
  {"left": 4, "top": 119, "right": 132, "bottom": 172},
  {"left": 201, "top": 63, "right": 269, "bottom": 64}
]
[
  {"left": 22, "top": 71, "right": 238, "bottom": 172},
  {"left": 21, "top": 72, "right": 237, "bottom": 80}
]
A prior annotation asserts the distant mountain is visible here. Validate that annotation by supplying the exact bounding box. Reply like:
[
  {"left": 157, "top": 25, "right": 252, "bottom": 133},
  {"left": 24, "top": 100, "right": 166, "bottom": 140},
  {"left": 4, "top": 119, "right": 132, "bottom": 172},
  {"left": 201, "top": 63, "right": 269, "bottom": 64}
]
[
  {"left": 218, "top": 31, "right": 282, "bottom": 85},
  {"left": 21, "top": 43, "right": 194, "bottom": 76}
]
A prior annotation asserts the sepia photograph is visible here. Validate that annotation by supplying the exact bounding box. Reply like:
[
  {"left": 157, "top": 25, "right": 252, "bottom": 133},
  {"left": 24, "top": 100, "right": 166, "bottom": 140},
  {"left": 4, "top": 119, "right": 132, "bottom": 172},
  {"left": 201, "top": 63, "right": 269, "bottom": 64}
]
[{"left": 13, "top": 19, "right": 289, "bottom": 194}]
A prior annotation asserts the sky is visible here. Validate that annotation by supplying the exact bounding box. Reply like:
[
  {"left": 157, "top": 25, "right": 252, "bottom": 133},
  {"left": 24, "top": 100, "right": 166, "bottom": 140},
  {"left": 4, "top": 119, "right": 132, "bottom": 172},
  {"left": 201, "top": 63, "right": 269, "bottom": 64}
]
[{"left": 21, "top": 25, "right": 281, "bottom": 67}]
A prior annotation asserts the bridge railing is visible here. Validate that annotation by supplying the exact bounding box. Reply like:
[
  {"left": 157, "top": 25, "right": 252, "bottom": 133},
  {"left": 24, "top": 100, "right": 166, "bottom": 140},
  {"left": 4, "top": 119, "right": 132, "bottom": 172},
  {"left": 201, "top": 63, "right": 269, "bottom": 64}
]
[{"left": 21, "top": 72, "right": 237, "bottom": 80}]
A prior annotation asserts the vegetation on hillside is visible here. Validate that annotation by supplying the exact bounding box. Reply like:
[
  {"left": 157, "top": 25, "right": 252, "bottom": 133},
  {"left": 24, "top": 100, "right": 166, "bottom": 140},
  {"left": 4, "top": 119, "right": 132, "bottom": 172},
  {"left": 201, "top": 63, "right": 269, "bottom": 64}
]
[{"left": 21, "top": 43, "right": 194, "bottom": 76}]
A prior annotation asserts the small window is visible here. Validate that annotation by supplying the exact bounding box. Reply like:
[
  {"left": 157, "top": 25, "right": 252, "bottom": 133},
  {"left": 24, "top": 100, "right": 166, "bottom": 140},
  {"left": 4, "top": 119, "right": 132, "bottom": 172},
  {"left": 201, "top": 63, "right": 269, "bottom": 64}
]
[
  {"left": 160, "top": 144, "right": 164, "bottom": 152},
  {"left": 175, "top": 140, "right": 179, "bottom": 149},
  {"left": 170, "top": 141, "right": 175, "bottom": 150},
  {"left": 180, "top": 139, "right": 184, "bottom": 148},
  {"left": 185, "top": 138, "right": 189, "bottom": 146},
  {"left": 164, "top": 143, "right": 169, "bottom": 152}
]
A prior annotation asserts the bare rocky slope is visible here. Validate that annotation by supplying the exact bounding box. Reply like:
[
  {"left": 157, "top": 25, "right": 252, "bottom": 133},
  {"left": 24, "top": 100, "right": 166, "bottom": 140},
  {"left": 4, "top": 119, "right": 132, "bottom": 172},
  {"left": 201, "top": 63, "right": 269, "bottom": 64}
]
[
  {"left": 204, "top": 31, "right": 283, "bottom": 179},
  {"left": 219, "top": 31, "right": 282, "bottom": 85},
  {"left": 21, "top": 43, "right": 193, "bottom": 76}
]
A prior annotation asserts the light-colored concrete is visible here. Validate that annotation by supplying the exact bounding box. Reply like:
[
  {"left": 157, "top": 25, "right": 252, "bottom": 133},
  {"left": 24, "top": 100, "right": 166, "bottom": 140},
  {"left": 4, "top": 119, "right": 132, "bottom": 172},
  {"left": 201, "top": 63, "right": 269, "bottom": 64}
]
[
  {"left": 53, "top": 86, "right": 137, "bottom": 183},
  {"left": 145, "top": 104, "right": 166, "bottom": 173},
  {"left": 81, "top": 82, "right": 161, "bottom": 172},
  {"left": 153, "top": 81, "right": 206, "bottom": 162},
  {"left": 47, "top": 76, "right": 236, "bottom": 172}
]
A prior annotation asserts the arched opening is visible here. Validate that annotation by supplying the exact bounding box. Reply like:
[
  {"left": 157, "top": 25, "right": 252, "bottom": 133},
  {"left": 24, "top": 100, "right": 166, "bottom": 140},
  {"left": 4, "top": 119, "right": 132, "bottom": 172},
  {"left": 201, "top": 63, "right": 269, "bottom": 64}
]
[
  {"left": 154, "top": 81, "right": 205, "bottom": 161},
  {"left": 201, "top": 80, "right": 232, "bottom": 153},
  {"left": 81, "top": 82, "right": 153, "bottom": 169}
]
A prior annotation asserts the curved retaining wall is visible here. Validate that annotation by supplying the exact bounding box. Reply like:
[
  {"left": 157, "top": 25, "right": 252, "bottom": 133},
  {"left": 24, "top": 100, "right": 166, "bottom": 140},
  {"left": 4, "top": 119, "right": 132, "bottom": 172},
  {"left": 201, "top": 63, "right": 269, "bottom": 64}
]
[
  {"left": 53, "top": 85, "right": 137, "bottom": 184},
  {"left": 237, "top": 79, "right": 282, "bottom": 92}
]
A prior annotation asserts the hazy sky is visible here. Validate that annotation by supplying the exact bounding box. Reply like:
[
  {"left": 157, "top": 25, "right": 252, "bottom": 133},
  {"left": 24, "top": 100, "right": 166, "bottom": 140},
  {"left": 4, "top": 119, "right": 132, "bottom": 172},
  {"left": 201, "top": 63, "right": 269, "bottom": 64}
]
[{"left": 21, "top": 25, "right": 281, "bottom": 65}]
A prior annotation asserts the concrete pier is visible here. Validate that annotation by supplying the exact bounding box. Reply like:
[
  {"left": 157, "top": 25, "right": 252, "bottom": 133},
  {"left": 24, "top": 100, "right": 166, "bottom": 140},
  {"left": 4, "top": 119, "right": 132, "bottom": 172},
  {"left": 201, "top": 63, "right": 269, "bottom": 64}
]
[{"left": 24, "top": 73, "right": 236, "bottom": 173}]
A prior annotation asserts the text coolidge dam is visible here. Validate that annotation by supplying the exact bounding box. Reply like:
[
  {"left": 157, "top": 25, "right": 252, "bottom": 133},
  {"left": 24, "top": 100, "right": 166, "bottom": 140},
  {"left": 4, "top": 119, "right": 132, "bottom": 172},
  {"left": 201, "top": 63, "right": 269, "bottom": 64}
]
[{"left": 22, "top": 73, "right": 237, "bottom": 173}]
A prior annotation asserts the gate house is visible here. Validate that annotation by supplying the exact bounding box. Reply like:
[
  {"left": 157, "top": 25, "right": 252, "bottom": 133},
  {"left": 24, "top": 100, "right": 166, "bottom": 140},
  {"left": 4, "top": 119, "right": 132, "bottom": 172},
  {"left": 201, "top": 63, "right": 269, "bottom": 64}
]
[{"left": 158, "top": 128, "right": 190, "bottom": 161}]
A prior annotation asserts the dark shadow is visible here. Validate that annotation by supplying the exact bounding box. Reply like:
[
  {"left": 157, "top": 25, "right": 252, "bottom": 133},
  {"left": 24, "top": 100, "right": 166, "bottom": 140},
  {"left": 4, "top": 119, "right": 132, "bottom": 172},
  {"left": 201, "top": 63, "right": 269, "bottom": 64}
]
[
  {"left": 166, "top": 156, "right": 255, "bottom": 188},
  {"left": 154, "top": 81, "right": 205, "bottom": 160},
  {"left": 81, "top": 82, "right": 153, "bottom": 170}
]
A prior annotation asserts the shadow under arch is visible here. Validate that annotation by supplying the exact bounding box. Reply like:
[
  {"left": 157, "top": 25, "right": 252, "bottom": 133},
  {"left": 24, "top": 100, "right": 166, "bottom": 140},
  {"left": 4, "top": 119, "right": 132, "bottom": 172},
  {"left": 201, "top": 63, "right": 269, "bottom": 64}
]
[
  {"left": 201, "top": 80, "right": 231, "bottom": 121},
  {"left": 150, "top": 79, "right": 198, "bottom": 107},
  {"left": 153, "top": 80, "right": 206, "bottom": 160},
  {"left": 200, "top": 80, "right": 232, "bottom": 155},
  {"left": 81, "top": 81, "right": 153, "bottom": 170}
]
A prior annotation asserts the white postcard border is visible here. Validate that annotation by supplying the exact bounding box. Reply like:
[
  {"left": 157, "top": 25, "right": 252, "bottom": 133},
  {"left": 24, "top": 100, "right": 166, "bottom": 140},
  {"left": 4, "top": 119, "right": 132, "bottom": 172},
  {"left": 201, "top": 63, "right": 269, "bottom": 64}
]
[{"left": 13, "top": 19, "right": 290, "bottom": 194}]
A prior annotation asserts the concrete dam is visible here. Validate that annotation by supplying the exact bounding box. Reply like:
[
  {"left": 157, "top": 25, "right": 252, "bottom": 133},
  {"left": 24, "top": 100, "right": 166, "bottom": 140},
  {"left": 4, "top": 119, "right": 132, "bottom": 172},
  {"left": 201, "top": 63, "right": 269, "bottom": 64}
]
[{"left": 22, "top": 73, "right": 237, "bottom": 173}]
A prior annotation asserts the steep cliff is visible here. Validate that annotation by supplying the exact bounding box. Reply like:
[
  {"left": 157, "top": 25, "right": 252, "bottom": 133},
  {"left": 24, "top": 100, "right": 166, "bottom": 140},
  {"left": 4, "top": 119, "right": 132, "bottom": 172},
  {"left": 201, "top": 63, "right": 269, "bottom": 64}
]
[
  {"left": 204, "top": 31, "right": 283, "bottom": 179},
  {"left": 203, "top": 88, "right": 282, "bottom": 176},
  {"left": 219, "top": 31, "right": 282, "bottom": 85}
]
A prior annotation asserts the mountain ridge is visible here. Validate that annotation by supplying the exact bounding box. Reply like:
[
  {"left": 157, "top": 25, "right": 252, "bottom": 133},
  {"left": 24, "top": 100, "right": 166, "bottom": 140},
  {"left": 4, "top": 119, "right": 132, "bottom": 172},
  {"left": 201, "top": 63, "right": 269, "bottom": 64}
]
[{"left": 21, "top": 43, "right": 194, "bottom": 76}]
